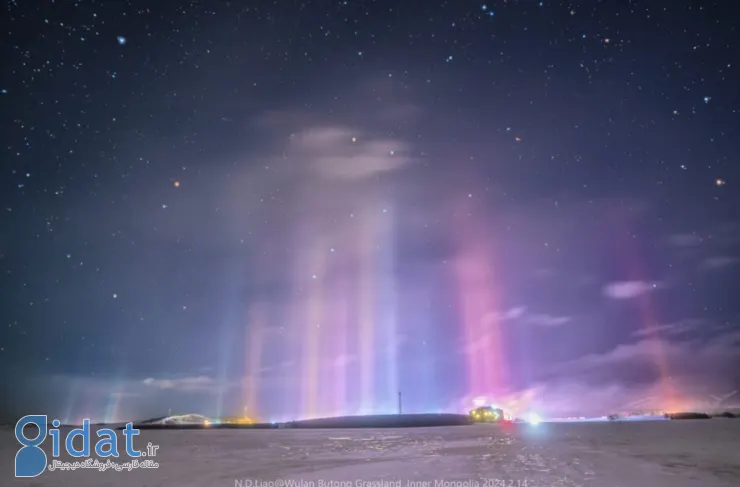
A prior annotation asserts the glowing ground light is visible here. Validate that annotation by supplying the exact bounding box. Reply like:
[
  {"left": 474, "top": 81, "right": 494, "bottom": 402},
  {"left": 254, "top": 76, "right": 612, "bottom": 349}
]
[
  {"left": 173, "top": 181, "right": 181, "bottom": 188},
  {"left": 527, "top": 412, "right": 542, "bottom": 425},
  {"left": 716, "top": 178, "right": 726, "bottom": 186},
  {"left": 117, "top": 36, "right": 126, "bottom": 45}
]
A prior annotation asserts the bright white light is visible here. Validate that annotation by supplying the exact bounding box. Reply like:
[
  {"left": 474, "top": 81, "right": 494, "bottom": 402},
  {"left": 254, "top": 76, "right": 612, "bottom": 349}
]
[{"left": 527, "top": 413, "right": 542, "bottom": 425}]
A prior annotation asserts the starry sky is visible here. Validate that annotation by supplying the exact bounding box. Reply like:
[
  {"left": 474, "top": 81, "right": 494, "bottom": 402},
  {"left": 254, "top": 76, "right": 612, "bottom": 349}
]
[{"left": 1, "top": 0, "right": 739, "bottom": 423}]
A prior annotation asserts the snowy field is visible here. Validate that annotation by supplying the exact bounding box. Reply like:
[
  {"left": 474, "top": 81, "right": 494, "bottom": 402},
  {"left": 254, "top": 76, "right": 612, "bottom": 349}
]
[{"left": 2, "top": 420, "right": 739, "bottom": 487}]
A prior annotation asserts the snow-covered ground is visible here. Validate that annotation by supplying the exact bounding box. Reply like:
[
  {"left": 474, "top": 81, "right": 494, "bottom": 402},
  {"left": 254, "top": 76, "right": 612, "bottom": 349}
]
[{"left": 2, "top": 420, "right": 739, "bottom": 486}]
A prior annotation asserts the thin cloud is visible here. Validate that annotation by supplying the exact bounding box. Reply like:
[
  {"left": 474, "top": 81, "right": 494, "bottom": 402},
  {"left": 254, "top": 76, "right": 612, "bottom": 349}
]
[
  {"left": 142, "top": 375, "right": 218, "bottom": 393},
  {"left": 631, "top": 318, "right": 706, "bottom": 338},
  {"left": 700, "top": 256, "right": 740, "bottom": 270},
  {"left": 495, "top": 326, "right": 740, "bottom": 417},
  {"left": 461, "top": 333, "right": 494, "bottom": 355},
  {"left": 464, "top": 307, "right": 571, "bottom": 353},
  {"left": 602, "top": 280, "right": 657, "bottom": 299},
  {"left": 332, "top": 354, "right": 357, "bottom": 368},
  {"left": 289, "top": 125, "right": 413, "bottom": 181},
  {"left": 667, "top": 233, "right": 704, "bottom": 247},
  {"left": 555, "top": 327, "right": 740, "bottom": 381},
  {"left": 525, "top": 313, "right": 572, "bottom": 327},
  {"left": 485, "top": 306, "right": 571, "bottom": 327}
]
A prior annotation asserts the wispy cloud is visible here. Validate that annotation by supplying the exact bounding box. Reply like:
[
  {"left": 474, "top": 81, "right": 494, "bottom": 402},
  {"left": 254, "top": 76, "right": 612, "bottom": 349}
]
[
  {"left": 525, "top": 313, "right": 572, "bottom": 327},
  {"left": 486, "top": 325, "right": 740, "bottom": 417},
  {"left": 332, "top": 354, "right": 357, "bottom": 368},
  {"left": 501, "top": 307, "right": 526, "bottom": 320},
  {"left": 489, "top": 306, "right": 571, "bottom": 327},
  {"left": 700, "top": 256, "right": 740, "bottom": 270},
  {"left": 289, "top": 126, "right": 413, "bottom": 181},
  {"left": 142, "top": 375, "right": 219, "bottom": 393},
  {"left": 631, "top": 318, "right": 706, "bottom": 338},
  {"left": 557, "top": 327, "right": 740, "bottom": 380},
  {"left": 602, "top": 280, "right": 658, "bottom": 299},
  {"left": 462, "top": 307, "right": 571, "bottom": 354},
  {"left": 667, "top": 233, "right": 704, "bottom": 247}
]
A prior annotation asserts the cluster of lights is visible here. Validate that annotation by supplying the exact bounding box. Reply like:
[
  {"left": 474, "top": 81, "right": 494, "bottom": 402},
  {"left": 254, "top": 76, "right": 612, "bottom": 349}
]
[
  {"left": 471, "top": 408, "right": 500, "bottom": 420},
  {"left": 203, "top": 416, "right": 252, "bottom": 426},
  {"left": 469, "top": 397, "right": 542, "bottom": 425}
]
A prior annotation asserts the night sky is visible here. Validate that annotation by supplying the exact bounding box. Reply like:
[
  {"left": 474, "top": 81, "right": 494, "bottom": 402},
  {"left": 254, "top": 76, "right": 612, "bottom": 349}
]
[{"left": 1, "top": 1, "right": 739, "bottom": 423}]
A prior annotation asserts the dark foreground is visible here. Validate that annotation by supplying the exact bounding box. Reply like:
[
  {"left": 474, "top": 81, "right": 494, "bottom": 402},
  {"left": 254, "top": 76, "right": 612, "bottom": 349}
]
[
  {"left": 134, "top": 413, "right": 473, "bottom": 429},
  {"left": 2, "top": 419, "right": 739, "bottom": 487},
  {"left": 130, "top": 411, "right": 732, "bottom": 430}
]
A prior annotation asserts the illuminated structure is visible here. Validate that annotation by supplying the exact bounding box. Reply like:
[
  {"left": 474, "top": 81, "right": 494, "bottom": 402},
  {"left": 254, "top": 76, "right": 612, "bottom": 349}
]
[
  {"left": 148, "top": 414, "right": 212, "bottom": 425},
  {"left": 144, "top": 412, "right": 256, "bottom": 426},
  {"left": 219, "top": 415, "right": 255, "bottom": 425},
  {"left": 469, "top": 405, "right": 506, "bottom": 423}
]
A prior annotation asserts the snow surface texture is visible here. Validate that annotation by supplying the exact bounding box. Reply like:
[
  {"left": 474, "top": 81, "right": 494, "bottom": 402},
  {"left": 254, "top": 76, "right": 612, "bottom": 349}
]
[{"left": 2, "top": 420, "right": 739, "bottom": 487}]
